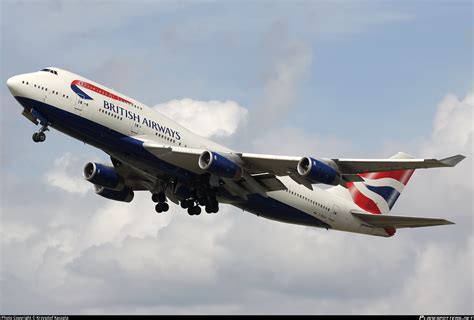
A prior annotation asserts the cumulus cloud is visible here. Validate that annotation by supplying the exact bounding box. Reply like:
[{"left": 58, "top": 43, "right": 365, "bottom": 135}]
[
  {"left": 261, "top": 40, "right": 313, "bottom": 118},
  {"left": 1, "top": 1, "right": 472, "bottom": 314},
  {"left": 2, "top": 91, "right": 472, "bottom": 314},
  {"left": 425, "top": 92, "right": 473, "bottom": 156},
  {"left": 154, "top": 99, "right": 248, "bottom": 138},
  {"left": 44, "top": 153, "right": 91, "bottom": 195}
]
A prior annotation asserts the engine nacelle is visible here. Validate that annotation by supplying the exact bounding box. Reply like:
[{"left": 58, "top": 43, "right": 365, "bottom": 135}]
[
  {"left": 94, "top": 185, "right": 134, "bottom": 203},
  {"left": 83, "top": 162, "right": 124, "bottom": 190},
  {"left": 198, "top": 151, "right": 243, "bottom": 180},
  {"left": 297, "top": 157, "right": 340, "bottom": 185}
]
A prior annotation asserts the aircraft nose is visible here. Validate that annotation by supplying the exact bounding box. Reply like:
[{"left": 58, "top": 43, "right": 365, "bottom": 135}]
[{"left": 6, "top": 75, "right": 21, "bottom": 95}]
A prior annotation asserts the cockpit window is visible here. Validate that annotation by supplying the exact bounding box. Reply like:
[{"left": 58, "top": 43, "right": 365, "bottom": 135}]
[{"left": 40, "top": 68, "right": 58, "bottom": 75}]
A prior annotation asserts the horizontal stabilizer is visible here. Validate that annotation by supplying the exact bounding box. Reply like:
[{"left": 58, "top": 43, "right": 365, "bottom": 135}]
[{"left": 351, "top": 211, "right": 454, "bottom": 228}]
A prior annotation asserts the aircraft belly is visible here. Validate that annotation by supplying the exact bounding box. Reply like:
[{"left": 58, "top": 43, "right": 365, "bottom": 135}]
[
  {"left": 15, "top": 97, "right": 197, "bottom": 180},
  {"left": 234, "top": 193, "right": 330, "bottom": 229}
]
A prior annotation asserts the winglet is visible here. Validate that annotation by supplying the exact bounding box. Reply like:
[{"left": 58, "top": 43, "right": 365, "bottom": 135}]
[{"left": 439, "top": 154, "right": 466, "bottom": 167}]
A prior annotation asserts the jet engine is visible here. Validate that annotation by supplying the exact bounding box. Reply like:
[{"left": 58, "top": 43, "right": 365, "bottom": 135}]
[
  {"left": 198, "top": 151, "right": 243, "bottom": 180},
  {"left": 83, "top": 162, "right": 124, "bottom": 190},
  {"left": 297, "top": 157, "right": 340, "bottom": 185},
  {"left": 94, "top": 185, "right": 134, "bottom": 202}
]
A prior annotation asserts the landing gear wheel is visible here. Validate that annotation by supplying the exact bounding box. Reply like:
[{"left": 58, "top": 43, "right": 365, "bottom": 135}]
[
  {"left": 193, "top": 206, "right": 201, "bottom": 215},
  {"left": 32, "top": 124, "right": 49, "bottom": 143},
  {"left": 38, "top": 132, "right": 46, "bottom": 142},
  {"left": 157, "top": 192, "right": 166, "bottom": 203},
  {"left": 187, "top": 207, "right": 194, "bottom": 215},
  {"left": 181, "top": 200, "right": 191, "bottom": 209},
  {"left": 152, "top": 194, "right": 159, "bottom": 203},
  {"left": 187, "top": 206, "right": 201, "bottom": 216},
  {"left": 155, "top": 202, "right": 169, "bottom": 213},
  {"left": 32, "top": 132, "right": 46, "bottom": 142}
]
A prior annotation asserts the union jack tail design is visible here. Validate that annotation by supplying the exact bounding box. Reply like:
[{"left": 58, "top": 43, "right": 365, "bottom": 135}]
[
  {"left": 343, "top": 153, "right": 416, "bottom": 237},
  {"left": 346, "top": 167, "right": 414, "bottom": 215}
]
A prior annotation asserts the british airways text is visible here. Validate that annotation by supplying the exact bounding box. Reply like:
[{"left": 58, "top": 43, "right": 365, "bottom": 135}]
[{"left": 103, "top": 100, "right": 181, "bottom": 140}]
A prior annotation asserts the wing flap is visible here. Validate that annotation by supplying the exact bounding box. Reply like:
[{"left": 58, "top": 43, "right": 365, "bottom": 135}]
[
  {"left": 142, "top": 140, "right": 204, "bottom": 174},
  {"left": 351, "top": 211, "right": 454, "bottom": 228},
  {"left": 251, "top": 173, "right": 287, "bottom": 191}
]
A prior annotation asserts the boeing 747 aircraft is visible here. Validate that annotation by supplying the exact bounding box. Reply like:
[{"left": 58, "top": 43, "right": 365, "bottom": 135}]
[{"left": 6, "top": 67, "right": 465, "bottom": 237}]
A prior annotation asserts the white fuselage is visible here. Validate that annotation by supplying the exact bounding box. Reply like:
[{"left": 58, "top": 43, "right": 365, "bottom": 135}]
[{"left": 7, "top": 68, "right": 390, "bottom": 237}]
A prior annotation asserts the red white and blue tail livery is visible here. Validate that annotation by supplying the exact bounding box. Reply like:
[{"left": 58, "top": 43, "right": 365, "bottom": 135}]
[
  {"left": 6, "top": 67, "right": 466, "bottom": 237},
  {"left": 347, "top": 152, "right": 414, "bottom": 215}
]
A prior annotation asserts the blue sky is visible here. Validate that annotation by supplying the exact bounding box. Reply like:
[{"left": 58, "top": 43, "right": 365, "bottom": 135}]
[{"left": 1, "top": 0, "right": 472, "bottom": 314}]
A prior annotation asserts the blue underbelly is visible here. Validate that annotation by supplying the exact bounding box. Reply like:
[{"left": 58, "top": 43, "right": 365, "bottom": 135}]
[
  {"left": 236, "top": 194, "right": 329, "bottom": 229},
  {"left": 15, "top": 96, "right": 329, "bottom": 229}
]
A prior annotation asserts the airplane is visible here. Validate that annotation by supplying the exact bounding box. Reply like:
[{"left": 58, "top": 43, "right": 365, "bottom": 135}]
[{"left": 6, "top": 67, "right": 465, "bottom": 237}]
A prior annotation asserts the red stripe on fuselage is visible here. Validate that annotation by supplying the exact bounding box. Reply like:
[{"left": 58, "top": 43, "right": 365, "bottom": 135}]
[{"left": 71, "top": 80, "right": 132, "bottom": 105}]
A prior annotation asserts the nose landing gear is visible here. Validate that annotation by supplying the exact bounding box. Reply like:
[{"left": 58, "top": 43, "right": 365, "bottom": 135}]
[{"left": 32, "top": 125, "right": 49, "bottom": 143}]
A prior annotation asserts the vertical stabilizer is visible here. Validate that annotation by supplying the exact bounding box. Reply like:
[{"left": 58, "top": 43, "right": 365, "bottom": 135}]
[{"left": 328, "top": 152, "right": 415, "bottom": 215}]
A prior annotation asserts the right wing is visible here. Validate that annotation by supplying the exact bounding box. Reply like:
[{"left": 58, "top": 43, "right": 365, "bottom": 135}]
[
  {"left": 140, "top": 138, "right": 465, "bottom": 191},
  {"left": 333, "top": 154, "right": 465, "bottom": 174}
]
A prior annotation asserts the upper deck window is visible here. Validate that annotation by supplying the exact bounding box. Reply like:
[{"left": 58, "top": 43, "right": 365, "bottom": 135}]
[{"left": 40, "top": 68, "right": 58, "bottom": 75}]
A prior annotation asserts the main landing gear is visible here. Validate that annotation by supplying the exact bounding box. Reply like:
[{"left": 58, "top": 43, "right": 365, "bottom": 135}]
[
  {"left": 32, "top": 125, "right": 49, "bottom": 143},
  {"left": 152, "top": 192, "right": 169, "bottom": 213},
  {"left": 180, "top": 197, "right": 219, "bottom": 216},
  {"left": 151, "top": 188, "right": 220, "bottom": 216}
]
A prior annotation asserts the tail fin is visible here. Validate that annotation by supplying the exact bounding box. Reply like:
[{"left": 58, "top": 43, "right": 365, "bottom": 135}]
[{"left": 329, "top": 152, "right": 415, "bottom": 215}]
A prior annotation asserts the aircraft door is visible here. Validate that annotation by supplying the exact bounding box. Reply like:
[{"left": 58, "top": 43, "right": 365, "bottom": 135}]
[
  {"left": 75, "top": 93, "right": 85, "bottom": 113},
  {"left": 131, "top": 121, "right": 141, "bottom": 135},
  {"left": 329, "top": 204, "right": 339, "bottom": 223}
]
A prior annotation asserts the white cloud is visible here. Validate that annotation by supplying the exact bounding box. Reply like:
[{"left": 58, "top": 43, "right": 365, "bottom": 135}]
[
  {"left": 261, "top": 41, "right": 312, "bottom": 118},
  {"left": 2, "top": 91, "right": 472, "bottom": 314},
  {"left": 44, "top": 152, "right": 91, "bottom": 195},
  {"left": 397, "top": 236, "right": 474, "bottom": 313},
  {"left": 425, "top": 92, "right": 473, "bottom": 157},
  {"left": 154, "top": 99, "right": 248, "bottom": 138},
  {"left": 1, "top": 1, "right": 471, "bottom": 314},
  {"left": 254, "top": 29, "right": 313, "bottom": 124}
]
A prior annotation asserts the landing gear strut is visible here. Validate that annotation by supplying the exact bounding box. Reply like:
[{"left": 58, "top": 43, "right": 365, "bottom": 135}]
[
  {"left": 152, "top": 192, "right": 169, "bottom": 213},
  {"left": 32, "top": 125, "right": 48, "bottom": 143}
]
